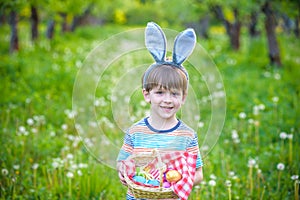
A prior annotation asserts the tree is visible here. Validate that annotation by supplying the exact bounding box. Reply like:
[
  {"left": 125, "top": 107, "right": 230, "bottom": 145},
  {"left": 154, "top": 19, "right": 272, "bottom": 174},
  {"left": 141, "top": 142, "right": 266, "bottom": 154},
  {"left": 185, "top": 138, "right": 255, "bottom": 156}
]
[
  {"left": 212, "top": 4, "right": 241, "bottom": 50},
  {"left": 8, "top": 10, "right": 19, "bottom": 53},
  {"left": 30, "top": 4, "right": 39, "bottom": 41},
  {"left": 1, "top": 0, "right": 27, "bottom": 53},
  {"left": 262, "top": 1, "right": 282, "bottom": 66}
]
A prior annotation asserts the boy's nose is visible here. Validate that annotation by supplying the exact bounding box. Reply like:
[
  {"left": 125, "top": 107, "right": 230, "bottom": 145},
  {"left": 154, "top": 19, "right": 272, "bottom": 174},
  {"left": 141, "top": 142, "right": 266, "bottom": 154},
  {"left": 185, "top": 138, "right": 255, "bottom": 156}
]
[{"left": 163, "top": 93, "right": 172, "bottom": 102}]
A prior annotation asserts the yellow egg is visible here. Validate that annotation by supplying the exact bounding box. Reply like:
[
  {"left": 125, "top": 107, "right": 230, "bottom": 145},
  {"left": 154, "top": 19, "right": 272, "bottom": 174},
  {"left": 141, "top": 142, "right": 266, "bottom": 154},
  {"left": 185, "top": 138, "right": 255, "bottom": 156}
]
[{"left": 166, "top": 170, "right": 182, "bottom": 183}]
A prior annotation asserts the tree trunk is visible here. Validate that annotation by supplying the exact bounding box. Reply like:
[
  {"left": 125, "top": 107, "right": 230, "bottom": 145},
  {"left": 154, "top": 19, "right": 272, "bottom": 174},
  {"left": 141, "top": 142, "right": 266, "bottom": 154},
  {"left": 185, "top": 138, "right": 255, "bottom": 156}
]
[
  {"left": 213, "top": 5, "right": 241, "bottom": 50},
  {"left": 70, "top": 4, "right": 93, "bottom": 32},
  {"left": 60, "top": 13, "right": 68, "bottom": 33},
  {"left": 30, "top": 5, "right": 39, "bottom": 41},
  {"left": 262, "top": 2, "right": 282, "bottom": 67},
  {"left": 294, "top": 17, "right": 299, "bottom": 37},
  {"left": 46, "top": 19, "right": 55, "bottom": 39},
  {"left": 9, "top": 11, "right": 19, "bottom": 53},
  {"left": 249, "top": 12, "right": 260, "bottom": 37}
]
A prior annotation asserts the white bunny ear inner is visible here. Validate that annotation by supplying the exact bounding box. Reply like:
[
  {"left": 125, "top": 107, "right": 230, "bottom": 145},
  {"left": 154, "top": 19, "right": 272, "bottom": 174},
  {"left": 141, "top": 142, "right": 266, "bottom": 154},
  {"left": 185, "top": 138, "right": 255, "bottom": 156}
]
[
  {"left": 145, "top": 22, "right": 167, "bottom": 62},
  {"left": 173, "top": 28, "right": 196, "bottom": 65}
]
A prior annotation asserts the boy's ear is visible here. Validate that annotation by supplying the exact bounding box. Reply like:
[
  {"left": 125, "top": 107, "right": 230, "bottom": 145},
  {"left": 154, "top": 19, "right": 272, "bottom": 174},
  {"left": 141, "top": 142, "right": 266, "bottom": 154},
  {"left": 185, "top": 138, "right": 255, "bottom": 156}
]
[{"left": 142, "top": 89, "right": 151, "bottom": 103}]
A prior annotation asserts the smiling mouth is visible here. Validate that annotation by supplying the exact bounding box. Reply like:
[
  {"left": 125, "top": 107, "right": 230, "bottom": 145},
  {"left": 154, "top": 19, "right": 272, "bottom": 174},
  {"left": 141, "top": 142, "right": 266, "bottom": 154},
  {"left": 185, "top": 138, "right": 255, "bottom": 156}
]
[{"left": 160, "top": 106, "right": 174, "bottom": 111}]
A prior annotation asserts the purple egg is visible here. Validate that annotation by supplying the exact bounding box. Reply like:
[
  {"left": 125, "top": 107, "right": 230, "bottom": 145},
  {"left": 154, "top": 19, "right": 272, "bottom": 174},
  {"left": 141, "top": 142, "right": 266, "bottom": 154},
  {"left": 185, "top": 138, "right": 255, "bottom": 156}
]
[{"left": 163, "top": 181, "right": 171, "bottom": 188}]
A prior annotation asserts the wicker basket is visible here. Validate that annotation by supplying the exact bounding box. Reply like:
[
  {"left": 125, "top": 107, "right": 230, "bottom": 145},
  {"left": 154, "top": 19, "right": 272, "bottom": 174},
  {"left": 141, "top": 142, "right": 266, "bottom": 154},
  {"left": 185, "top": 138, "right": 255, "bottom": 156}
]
[{"left": 123, "top": 150, "right": 179, "bottom": 199}]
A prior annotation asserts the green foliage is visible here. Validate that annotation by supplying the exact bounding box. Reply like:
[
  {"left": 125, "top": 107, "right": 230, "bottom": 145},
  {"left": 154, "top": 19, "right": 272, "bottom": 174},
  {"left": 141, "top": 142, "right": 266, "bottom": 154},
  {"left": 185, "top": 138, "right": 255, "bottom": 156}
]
[{"left": 0, "top": 22, "right": 299, "bottom": 199}]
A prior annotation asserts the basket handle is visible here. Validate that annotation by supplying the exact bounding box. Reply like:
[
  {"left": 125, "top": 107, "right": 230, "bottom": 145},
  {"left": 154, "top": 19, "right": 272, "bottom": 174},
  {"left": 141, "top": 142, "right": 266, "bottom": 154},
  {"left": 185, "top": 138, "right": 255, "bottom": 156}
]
[{"left": 152, "top": 149, "right": 166, "bottom": 189}]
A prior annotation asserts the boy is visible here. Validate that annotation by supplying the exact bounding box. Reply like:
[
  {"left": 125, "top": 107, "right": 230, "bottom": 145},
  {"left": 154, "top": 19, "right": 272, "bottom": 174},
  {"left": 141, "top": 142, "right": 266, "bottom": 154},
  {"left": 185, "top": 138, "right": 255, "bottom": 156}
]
[{"left": 117, "top": 22, "right": 203, "bottom": 199}]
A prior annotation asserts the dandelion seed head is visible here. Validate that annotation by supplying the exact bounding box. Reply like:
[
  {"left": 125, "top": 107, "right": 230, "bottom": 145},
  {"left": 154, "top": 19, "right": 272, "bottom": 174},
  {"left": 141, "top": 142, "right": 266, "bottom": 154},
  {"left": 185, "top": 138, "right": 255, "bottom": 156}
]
[
  {"left": 201, "top": 181, "right": 206, "bottom": 185},
  {"left": 77, "top": 170, "right": 83, "bottom": 176},
  {"left": 27, "top": 118, "right": 34, "bottom": 126},
  {"left": 61, "top": 124, "right": 68, "bottom": 130},
  {"left": 198, "top": 121, "right": 204, "bottom": 128},
  {"left": 239, "top": 112, "right": 246, "bottom": 119},
  {"left": 291, "top": 175, "right": 299, "bottom": 180},
  {"left": 248, "top": 158, "right": 256, "bottom": 167},
  {"left": 208, "top": 180, "right": 216, "bottom": 186},
  {"left": 66, "top": 153, "right": 74, "bottom": 160},
  {"left": 13, "top": 165, "right": 20, "bottom": 170},
  {"left": 32, "top": 163, "right": 39, "bottom": 170},
  {"left": 277, "top": 163, "right": 285, "bottom": 171},
  {"left": 287, "top": 134, "right": 293, "bottom": 139},
  {"left": 248, "top": 118, "right": 254, "bottom": 124},
  {"left": 19, "top": 126, "right": 26, "bottom": 133},
  {"left": 225, "top": 180, "right": 232, "bottom": 187},
  {"left": 50, "top": 131, "right": 56, "bottom": 137},
  {"left": 274, "top": 73, "right": 281, "bottom": 80},
  {"left": 279, "top": 132, "right": 287, "bottom": 139},
  {"left": 66, "top": 171, "right": 74, "bottom": 179},
  {"left": 210, "top": 174, "right": 217, "bottom": 180},
  {"left": 2, "top": 168, "right": 9, "bottom": 176},
  {"left": 272, "top": 96, "right": 279, "bottom": 103}
]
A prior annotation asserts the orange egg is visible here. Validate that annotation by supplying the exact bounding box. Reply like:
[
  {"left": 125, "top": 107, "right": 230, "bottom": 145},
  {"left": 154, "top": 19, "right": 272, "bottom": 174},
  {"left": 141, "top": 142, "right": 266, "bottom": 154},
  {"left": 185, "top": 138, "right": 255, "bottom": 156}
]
[{"left": 166, "top": 170, "right": 182, "bottom": 183}]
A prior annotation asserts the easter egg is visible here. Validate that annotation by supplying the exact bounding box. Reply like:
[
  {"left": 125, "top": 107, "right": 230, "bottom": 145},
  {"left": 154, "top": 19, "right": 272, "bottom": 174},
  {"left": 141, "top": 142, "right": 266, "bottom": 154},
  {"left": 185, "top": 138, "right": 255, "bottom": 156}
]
[
  {"left": 133, "top": 175, "right": 146, "bottom": 184},
  {"left": 163, "top": 181, "right": 171, "bottom": 188},
  {"left": 147, "top": 179, "right": 160, "bottom": 186},
  {"left": 166, "top": 170, "right": 182, "bottom": 183}
]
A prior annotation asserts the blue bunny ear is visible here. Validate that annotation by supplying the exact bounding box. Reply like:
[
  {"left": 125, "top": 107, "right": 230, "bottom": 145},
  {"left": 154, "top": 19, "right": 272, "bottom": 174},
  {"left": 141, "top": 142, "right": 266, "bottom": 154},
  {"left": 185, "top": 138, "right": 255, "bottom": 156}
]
[
  {"left": 145, "top": 22, "right": 167, "bottom": 62},
  {"left": 173, "top": 28, "right": 196, "bottom": 65}
]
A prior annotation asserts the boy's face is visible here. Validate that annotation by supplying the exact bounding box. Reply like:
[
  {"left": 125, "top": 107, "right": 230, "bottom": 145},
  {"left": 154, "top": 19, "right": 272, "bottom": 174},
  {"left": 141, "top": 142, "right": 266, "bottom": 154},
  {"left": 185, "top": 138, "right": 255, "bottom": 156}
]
[{"left": 143, "top": 86, "right": 186, "bottom": 121}]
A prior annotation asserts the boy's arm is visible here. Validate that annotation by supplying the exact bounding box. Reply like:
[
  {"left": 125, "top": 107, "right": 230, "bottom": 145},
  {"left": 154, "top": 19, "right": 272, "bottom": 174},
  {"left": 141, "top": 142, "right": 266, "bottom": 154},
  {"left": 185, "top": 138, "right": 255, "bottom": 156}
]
[{"left": 193, "top": 167, "right": 203, "bottom": 185}]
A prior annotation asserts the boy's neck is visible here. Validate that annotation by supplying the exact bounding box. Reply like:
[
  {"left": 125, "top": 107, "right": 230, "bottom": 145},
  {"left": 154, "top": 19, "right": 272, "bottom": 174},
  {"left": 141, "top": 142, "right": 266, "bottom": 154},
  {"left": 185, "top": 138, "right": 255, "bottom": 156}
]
[{"left": 148, "top": 116, "right": 178, "bottom": 130}]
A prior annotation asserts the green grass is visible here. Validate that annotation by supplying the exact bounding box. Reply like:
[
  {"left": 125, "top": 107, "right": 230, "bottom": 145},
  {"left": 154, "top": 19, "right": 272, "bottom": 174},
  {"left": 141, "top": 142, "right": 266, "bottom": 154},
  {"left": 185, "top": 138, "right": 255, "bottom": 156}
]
[{"left": 1, "top": 23, "right": 299, "bottom": 199}]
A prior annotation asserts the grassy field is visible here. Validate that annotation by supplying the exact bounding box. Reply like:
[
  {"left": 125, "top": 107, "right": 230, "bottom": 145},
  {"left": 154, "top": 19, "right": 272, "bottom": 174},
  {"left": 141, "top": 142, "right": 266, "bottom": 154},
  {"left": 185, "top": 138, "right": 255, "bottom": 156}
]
[{"left": 0, "top": 23, "right": 299, "bottom": 200}]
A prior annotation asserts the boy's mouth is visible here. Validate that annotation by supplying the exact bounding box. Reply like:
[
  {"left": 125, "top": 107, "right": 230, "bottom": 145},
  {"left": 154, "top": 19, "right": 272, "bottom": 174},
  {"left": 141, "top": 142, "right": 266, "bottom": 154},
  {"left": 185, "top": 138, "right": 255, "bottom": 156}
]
[{"left": 160, "top": 106, "right": 174, "bottom": 112}]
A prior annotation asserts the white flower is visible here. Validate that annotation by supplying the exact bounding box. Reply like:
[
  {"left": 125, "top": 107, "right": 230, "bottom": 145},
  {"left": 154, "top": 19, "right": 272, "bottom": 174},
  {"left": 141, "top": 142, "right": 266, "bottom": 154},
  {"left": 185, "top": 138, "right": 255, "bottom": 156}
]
[
  {"left": 248, "top": 118, "right": 254, "bottom": 124},
  {"left": 19, "top": 126, "right": 26, "bottom": 133},
  {"left": 225, "top": 180, "right": 232, "bottom": 187},
  {"left": 279, "top": 132, "right": 287, "bottom": 139},
  {"left": 66, "top": 153, "right": 74, "bottom": 160},
  {"left": 272, "top": 96, "right": 279, "bottom": 103},
  {"left": 291, "top": 175, "right": 299, "bottom": 180},
  {"left": 50, "top": 131, "right": 56, "bottom": 137},
  {"left": 27, "top": 118, "right": 34, "bottom": 126},
  {"left": 66, "top": 172, "right": 74, "bottom": 179},
  {"left": 32, "top": 163, "right": 39, "bottom": 170},
  {"left": 77, "top": 170, "right": 83, "bottom": 176},
  {"left": 277, "top": 163, "right": 285, "bottom": 171},
  {"left": 208, "top": 180, "right": 216, "bottom": 186},
  {"left": 229, "top": 171, "right": 235, "bottom": 177},
  {"left": 274, "top": 73, "right": 281, "bottom": 80},
  {"left": 231, "top": 130, "right": 239, "bottom": 139},
  {"left": 248, "top": 158, "right": 256, "bottom": 167},
  {"left": 239, "top": 112, "right": 246, "bottom": 119},
  {"left": 2, "top": 168, "right": 9, "bottom": 176},
  {"left": 61, "top": 124, "right": 68, "bottom": 130},
  {"left": 78, "top": 163, "right": 88, "bottom": 168},
  {"left": 52, "top": 161, "right": 59, "bottom": 169},
  {"left": 287, "top": 134, "right": 293, "bottom": 140},
  {"left": 210, "top": 174, "right": 217, "bottom": 180},
  {"left": 253, "top": 105, "right": 260, "bottom": 115},
  {"left": 258, "top": 104, "right": 265, "bottom": 110},
  {"left": 198, "top": 121, "right": 204, "bottom": 128},
  {"left": 13, "top": 165, "right": 20, "bottom": 170}
]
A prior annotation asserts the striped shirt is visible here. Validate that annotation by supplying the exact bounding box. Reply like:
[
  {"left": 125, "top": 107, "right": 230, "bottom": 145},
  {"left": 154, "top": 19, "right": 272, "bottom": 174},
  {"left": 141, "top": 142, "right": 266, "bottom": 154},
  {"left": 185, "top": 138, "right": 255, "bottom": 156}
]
[{"left": 117, "top": 117, "right": 203, "bottom": 199}]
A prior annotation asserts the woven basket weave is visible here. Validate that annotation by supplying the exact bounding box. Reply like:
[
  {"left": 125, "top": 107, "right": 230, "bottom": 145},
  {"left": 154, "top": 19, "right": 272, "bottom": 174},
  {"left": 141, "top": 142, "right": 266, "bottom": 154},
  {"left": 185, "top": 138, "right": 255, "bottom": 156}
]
[{"left": 124, "top": 150, "right": 179, "bottom": 199}]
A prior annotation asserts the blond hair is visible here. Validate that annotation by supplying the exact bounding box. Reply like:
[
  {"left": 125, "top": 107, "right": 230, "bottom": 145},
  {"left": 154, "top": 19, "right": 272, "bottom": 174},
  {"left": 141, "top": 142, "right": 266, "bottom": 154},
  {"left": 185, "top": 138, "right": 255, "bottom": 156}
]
[{"left": 142, "top": 65, "right": 188, "bottom": 95}]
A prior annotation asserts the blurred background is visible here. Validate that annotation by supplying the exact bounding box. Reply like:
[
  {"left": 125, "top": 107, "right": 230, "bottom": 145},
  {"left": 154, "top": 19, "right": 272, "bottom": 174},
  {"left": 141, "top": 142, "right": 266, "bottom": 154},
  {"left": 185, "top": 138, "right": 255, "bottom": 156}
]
[{"left": 1, "top": 0, "right": 299, "bottom": 199}]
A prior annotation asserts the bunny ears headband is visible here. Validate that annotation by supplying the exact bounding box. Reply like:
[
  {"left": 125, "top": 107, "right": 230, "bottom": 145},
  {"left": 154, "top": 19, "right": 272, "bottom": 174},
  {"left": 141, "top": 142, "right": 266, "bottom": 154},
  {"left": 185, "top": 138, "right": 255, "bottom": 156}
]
[{"left": 143, "top": 22, "right": 197, "bottom": 88}]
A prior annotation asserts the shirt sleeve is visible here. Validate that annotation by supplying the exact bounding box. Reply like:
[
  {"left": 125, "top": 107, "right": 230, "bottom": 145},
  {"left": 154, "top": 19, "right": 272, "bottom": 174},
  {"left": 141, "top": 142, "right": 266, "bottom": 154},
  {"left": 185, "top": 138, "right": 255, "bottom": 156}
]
[
  {"left": 187, "top": 132, "right": 203, "bottom": 168},
  {"left": 117, "top": 130, "right": 134, "bottom": 161}
]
